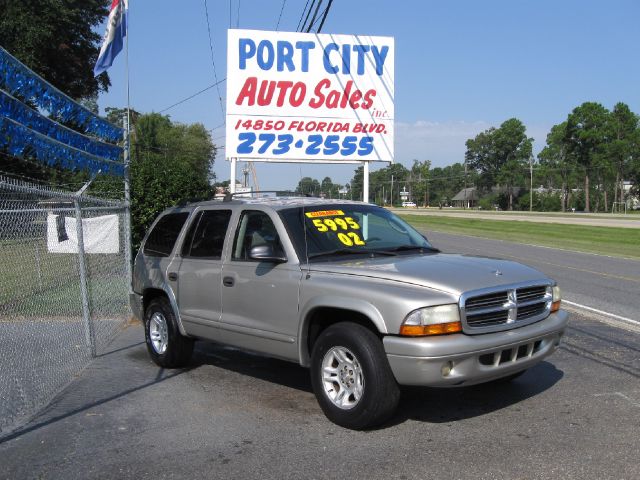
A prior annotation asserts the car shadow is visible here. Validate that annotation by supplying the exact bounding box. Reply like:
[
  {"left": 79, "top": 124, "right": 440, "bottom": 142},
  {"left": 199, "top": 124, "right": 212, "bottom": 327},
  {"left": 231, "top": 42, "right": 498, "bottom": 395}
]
[
  {"left": 190, "top": 341, "right": 564, "bottom": 428},
  {"left": 382, "top": 361, "right": 564, "bottom": 428},
  {"left": 191, "top": 341, "right": 314, "bottom": 393}
]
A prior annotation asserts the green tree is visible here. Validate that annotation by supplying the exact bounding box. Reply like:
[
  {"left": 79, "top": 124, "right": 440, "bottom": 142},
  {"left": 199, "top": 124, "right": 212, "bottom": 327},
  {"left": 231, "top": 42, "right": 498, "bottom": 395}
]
[
  {"left": 105, "top": 107, "right": 142, "bottom": 129},
  {"left": 0, "top": 0, "right": 111, "bottom": 99},
  {"left": 464, "top": 127, "right": 496, "bottom": 191},
  {"left": 607, "top": 102, "right": 639, "bottom": 206},
  {"left": 347, "top": 163, "right": 409, "bottom": 205},
  {"left": 130, "top": 113, "right": 216, "bottom": 249},
  {"left": 564, "top": 102, "right": 610, "bottom": 212},
  {"left": 465, "top": 118, "right": 532, "bottom": 200},
  {"left": 496, "top": 158, "right": 526, "bottom": 210},
  {"left": 349, "top": 166, "right": 364, "bottom": 201},
  {"left": 295, "top": 177, "right": 321, "bottom": 196},
  {"left": 409, "top": 160, "right": 431, "bottom": 206},
  {"left": 320, "top": 176, "right": 342, "bottom": 198},
  {"left": 538, "top": 122, "right": 575, "bottom": 211}
]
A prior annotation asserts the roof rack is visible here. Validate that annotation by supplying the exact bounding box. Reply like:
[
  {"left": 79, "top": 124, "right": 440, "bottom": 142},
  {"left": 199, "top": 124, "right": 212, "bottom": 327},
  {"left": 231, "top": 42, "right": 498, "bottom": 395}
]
[{"left": 222, "top": 190, "right": 315, "bottom": 202}]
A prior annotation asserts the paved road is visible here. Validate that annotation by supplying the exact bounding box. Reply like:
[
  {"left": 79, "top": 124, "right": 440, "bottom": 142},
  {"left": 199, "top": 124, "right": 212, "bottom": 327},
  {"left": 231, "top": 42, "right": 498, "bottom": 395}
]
[
  {"left": 425, "top": 230, "right": 640, "bottom": 323},
  {"left": 390, "top": 208, "right": 640, "bottom": 228},
  {"left": 0, "top": 316, "right": 638, "bottom": 480}
]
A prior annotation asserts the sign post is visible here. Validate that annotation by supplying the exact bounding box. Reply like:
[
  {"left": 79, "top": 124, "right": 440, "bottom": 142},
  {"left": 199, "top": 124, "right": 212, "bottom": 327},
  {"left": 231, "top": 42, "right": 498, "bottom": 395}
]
[{"left": 226, "top": 29, "right": 395, "bottom": 199}]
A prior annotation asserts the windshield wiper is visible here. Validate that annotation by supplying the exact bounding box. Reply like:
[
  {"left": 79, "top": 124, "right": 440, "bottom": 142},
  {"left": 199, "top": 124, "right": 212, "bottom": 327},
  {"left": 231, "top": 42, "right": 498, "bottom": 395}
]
[
  {"left": 386, "top": 245, "right": 440, "bottom": 253},
  {"left": 308, "top": 248, "right": 397, "bottom": 259}
]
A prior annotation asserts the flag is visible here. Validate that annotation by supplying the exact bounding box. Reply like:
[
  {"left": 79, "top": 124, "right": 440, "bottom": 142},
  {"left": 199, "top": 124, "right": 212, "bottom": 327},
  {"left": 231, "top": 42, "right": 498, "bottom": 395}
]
[{"left": 94, "top": 0, "right": 128, "bottom": 76}]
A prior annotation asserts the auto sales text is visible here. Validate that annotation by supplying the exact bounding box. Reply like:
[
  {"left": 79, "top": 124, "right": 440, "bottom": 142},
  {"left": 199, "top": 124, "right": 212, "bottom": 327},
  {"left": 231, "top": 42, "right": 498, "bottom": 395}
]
[{"left": 235, "top": 38, "right": 390, "bottom": 110}]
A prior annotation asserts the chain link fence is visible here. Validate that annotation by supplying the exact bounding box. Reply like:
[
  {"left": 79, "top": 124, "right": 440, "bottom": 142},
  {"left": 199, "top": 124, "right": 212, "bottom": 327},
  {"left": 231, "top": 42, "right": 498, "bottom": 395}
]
[{"left": 0, "top": 176, "right": 130, "bottom": 436}]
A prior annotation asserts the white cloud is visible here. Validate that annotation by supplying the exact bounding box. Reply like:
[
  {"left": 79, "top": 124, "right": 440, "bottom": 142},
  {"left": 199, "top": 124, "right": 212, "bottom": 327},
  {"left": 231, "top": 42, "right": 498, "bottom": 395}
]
[{"left": 394, "top": 120, "right": 491, "bottom": 167}]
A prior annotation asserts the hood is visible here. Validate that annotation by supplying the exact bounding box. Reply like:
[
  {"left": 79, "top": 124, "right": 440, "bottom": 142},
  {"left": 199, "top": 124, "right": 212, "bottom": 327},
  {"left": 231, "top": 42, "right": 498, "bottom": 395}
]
[{"left": 307, "top": 253, "right": 549, "bottom": 296}]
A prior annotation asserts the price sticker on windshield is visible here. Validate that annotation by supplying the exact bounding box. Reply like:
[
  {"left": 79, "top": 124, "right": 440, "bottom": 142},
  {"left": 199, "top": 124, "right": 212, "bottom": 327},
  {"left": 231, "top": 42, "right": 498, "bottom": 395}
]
[
  {"left": 305, "top": 210, "right": 365, "bottom": 246},
  {"left": 305, "top": 210, "right": 344, "bottom": 218}
]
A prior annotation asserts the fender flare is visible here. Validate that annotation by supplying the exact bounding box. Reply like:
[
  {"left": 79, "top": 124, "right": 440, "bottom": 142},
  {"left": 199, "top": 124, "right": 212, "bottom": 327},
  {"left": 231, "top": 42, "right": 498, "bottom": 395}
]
[
  {"left": 297, "top": 296, "right": 387, "bottom": 367},
  {"left": 144, "top": 283, "right": 189, "bottom": 337}
]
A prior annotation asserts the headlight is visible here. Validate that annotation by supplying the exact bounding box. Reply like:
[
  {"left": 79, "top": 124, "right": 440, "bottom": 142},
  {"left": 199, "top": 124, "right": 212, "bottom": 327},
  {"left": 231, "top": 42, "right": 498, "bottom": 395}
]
[
  {"left": 400, "top": 304, "right": 462, "bottom": 336},
  {"left": 551, "top": 285, "right": 561, "bottom": 312}
]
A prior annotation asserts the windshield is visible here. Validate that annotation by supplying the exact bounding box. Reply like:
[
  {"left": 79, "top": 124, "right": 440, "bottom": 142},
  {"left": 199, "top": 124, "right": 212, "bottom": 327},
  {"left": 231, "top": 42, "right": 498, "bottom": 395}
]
[{"left": 279, "top": 204, "right": 436, "bottom": 262}]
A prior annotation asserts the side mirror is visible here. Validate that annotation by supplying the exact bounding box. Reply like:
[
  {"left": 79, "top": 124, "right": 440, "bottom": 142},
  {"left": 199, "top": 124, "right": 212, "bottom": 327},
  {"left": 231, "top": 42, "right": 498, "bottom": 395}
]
[{"left": 249, "top": 244, "right": 287, "bottom": 263}]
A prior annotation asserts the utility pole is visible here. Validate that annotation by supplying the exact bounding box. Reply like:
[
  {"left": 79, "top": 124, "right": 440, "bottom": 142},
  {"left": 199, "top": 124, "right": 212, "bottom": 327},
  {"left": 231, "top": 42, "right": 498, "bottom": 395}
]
[
  {"left": 390, "top": 175, "right": 394, "bottom": 207},
  {"left": 426, "top": 179, "right": 430, "bottom": 207},
  {"left": 529, "top": 154, "right": 533, "bottom": 212},
  {"left": 464, "top": 160, "right": 468, "bottom": 209}
]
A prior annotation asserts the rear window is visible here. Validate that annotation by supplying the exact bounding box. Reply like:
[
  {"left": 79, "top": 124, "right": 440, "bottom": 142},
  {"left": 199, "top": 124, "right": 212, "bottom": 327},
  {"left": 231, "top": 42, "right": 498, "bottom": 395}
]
[{"left": 143, "top": 212, "right": 189, "bottom": 257}]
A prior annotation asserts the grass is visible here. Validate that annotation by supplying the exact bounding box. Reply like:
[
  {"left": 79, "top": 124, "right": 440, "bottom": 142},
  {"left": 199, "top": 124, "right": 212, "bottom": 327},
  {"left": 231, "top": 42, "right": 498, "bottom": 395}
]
[
  {"left": 400, "top": 214, "right": 640, "bottom": 259},
  {"left": 0, "top": 239, "right": 128, "bottom": 318},
  {"left": 393, "top": 207, "right": 640, "bottom": 220},
  {"left": 0, "top": 239, "right": 78, "bottom": 306}
]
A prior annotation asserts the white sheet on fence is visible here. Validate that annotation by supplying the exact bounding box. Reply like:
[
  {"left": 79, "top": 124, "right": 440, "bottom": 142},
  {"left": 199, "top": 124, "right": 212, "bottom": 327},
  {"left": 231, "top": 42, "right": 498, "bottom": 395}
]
[{"left": 47, "top": 213, "right": 120, "bottom": 253}]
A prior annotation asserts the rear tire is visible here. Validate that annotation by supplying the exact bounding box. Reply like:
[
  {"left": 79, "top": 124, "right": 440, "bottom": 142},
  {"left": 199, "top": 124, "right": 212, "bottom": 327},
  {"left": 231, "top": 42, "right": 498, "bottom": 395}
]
[
  {"left": 310, "top": 322, "right": 400, "bottom": 429},
  {"left": 144, "top": 297, "right": 194, "bottom": 368}
]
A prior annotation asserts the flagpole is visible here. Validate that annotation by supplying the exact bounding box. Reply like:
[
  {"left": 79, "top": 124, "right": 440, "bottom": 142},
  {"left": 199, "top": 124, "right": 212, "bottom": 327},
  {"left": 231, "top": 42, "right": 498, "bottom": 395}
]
[{"left": 123, "top": 0, "right": 133, "bottom": 293}]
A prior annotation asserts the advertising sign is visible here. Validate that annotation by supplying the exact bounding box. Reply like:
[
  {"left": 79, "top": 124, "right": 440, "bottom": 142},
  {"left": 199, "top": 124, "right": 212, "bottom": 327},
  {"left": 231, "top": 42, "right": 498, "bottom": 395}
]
[{"left": 226, "top": 29, "right": 394, "bottom": 163}]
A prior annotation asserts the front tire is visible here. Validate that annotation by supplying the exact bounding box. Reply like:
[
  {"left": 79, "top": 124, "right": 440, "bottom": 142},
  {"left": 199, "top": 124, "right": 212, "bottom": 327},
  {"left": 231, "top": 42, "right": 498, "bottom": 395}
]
[
  {"left": 310, "top": 322, "right": 400, "bottom": 429},
  {"left": 144, "top": 297, "right": 194, "bottom": 368}
]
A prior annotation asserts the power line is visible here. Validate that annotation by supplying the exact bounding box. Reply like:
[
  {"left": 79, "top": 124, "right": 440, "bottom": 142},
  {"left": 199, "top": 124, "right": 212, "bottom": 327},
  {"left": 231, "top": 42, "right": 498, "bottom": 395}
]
[
  {"left": 236, "top": 0, "right": 241, "bottom": 28},
  {"left": 296, "top": 0, "right": 310, "bottom": 31},
  {"left": 316, "top": 0, "right": 333, "bottom": 33},
  {"left": 276, "top": 0, "right": 287, "bottom": 31},
  {"left": 305, "top": 0, "right": 323, "bottom": 33},
  {"left": 299, "top": 0, "right": 316, "bottom": 32},
  {"left": 203, "top": 0, "right": 226, "bottom": 121},
  {"left": 210, "top": 121, "right": 226, "bottom": 132},
  {"left": 158, "top": 79, "right": 226, "bottom": 113}
]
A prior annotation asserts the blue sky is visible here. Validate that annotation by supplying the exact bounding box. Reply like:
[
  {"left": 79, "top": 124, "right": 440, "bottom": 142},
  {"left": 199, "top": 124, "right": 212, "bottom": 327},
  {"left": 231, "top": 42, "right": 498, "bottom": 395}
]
[{"left": 98, "top": 0, "right": 640, "bottom": 189}]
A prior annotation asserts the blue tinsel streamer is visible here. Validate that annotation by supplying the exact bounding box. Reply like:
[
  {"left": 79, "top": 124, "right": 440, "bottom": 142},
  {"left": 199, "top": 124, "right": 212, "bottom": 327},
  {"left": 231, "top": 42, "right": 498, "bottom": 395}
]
[
  {"left": 0, "top": 47, "right": 124, "bottom": 143},
  {"left": 0, "top": 89, "right": 123, "bottom": 161},
  {"left": 0, "top": 117, "right": 124, "bottom": 176}
]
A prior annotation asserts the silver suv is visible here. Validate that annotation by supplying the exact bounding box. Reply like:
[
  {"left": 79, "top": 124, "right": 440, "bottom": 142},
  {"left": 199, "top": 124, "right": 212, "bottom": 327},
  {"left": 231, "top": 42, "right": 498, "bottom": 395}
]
[{"left": 131, "top": 197, "right": 567, "bottom": 429}]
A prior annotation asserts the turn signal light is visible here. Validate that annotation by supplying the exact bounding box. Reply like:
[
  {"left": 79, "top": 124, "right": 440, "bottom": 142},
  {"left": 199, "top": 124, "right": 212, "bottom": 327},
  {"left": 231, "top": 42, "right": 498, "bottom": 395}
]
[
  {"left": 400, "top": 321, "right": 462, "bottom": 336},
  {"left": 551, "top": 285, "right": 561, "bottom": 312}
]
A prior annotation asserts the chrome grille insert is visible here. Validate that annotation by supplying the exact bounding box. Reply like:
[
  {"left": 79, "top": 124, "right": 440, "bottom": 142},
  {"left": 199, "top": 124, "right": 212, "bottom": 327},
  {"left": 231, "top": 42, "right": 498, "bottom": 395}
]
[{"left": 460, "top": 282, "right": 553, "bottom": 334}]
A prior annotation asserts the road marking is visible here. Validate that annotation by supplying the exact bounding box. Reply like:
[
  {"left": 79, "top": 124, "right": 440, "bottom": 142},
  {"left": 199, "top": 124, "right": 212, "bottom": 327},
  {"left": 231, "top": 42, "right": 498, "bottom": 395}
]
[
  {"left": 524, "top": 259, "right": 640, "bottom": 283},
  {"left": 563, "top": 300, "right": 640, "bottom": 327},
  {"left": 428, "top": 232, "right": 640, "bottom": 283},
  {"left": 594, "top": 392, "right": 640, "bottom": 408},
  {"left": 426, "top": 228, "right": 640, "bottom": 261}
]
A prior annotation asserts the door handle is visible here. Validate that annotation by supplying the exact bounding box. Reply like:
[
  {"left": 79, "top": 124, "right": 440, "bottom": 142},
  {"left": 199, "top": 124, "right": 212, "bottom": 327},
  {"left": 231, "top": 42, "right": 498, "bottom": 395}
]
[
  {"left": 168, "top": 272, "right": 178, "bottom": 281},
  {"left": 223, "top": 276, "right": 235, "bottom": 287}
]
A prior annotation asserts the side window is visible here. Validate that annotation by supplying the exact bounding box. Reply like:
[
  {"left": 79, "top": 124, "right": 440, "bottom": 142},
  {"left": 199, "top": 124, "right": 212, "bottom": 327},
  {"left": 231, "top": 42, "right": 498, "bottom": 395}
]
[
  {"left": 232, "top": 210, "right": 281, "bottom": 261},
  {"left": 143, "top": 212, "right": 189, "bottom": 257},
  {"left": 182, "top": 209, "right": 232, "bottom": 259}
]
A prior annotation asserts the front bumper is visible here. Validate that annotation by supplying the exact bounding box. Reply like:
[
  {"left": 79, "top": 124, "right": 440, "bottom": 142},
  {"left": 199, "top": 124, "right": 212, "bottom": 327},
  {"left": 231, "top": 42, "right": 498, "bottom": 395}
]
[{"left": 384, "top": 309, "right": 568, "bottom": 386}]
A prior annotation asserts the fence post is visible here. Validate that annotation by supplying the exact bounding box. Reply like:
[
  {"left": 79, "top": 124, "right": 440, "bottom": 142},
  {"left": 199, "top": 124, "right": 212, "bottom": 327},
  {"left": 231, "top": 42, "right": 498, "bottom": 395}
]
[
  {"left": 34, "top": 242, "right": 43, "bottom": 290},
  {"left": 74, "top": 197, "right": 95, "bottom": 357},
  {"left": 123, "top": 113, "right": 132, "bottom": 293}
]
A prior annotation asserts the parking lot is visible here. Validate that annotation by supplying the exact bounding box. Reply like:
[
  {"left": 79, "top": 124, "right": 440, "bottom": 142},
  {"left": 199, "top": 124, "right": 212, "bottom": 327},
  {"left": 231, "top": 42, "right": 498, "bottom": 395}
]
[
  {"left": 1, "top": 232, "right": 639, "bottom": 479},
  {"left": 0, "top": 310, "right": 638, "bottom": 480}
]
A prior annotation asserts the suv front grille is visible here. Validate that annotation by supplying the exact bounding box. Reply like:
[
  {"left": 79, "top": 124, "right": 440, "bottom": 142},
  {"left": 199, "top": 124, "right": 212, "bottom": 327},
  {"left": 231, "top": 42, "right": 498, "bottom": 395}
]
[{"left": 461, "top": 283, "right": 552, "bottom": 333}]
